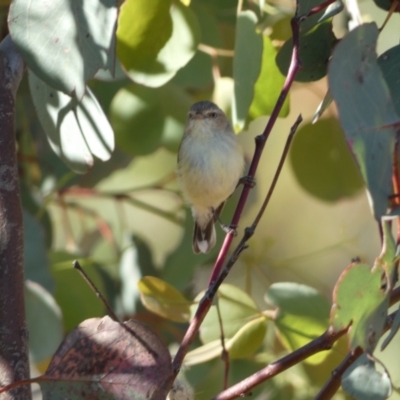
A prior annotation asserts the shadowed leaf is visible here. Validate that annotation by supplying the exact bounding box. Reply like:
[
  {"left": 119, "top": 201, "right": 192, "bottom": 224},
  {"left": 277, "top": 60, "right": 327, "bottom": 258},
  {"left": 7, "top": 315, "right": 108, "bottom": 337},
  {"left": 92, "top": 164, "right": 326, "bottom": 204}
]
[
  {"left": 328, "top": 23, "right": 400, "bottom": 220},
  {"left": 39, "top": 316, "right": 172, "bottom": 399}
]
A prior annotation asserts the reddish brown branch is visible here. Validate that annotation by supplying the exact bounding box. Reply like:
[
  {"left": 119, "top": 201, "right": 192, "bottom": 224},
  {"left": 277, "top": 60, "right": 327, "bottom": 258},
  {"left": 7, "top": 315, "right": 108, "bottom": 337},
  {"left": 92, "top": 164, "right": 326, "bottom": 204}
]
[
  {"left": 0, "top": 35, "right": 30, "bottom": 399},
  {"left": 170, "top": 9, "right": 309, "bottom": 386}
]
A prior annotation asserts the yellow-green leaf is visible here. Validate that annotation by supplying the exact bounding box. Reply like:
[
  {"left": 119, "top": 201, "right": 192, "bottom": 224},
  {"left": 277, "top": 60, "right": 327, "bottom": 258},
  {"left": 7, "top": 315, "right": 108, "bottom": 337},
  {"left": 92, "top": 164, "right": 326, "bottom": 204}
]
[{"left": 138, "top": 276, "right": 191, "bottom": 323}]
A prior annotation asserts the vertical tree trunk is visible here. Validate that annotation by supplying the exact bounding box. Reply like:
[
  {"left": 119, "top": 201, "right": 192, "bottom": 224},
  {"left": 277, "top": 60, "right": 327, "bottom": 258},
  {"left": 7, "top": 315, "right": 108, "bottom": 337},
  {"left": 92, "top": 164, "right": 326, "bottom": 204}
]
[{"left": 0, "top": 35, "right": 31, "bottom": 400}]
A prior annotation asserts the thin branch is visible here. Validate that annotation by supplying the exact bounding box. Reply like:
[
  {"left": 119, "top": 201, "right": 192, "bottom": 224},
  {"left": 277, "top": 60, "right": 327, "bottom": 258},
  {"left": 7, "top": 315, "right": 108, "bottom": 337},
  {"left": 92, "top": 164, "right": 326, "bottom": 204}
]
[
  {"left": 213, "top": 326, "right": 347, "bottom": 399},
  {"left": 215, "top": 300, "right": 230, "bottom": 390},
  {"left": 169, "top": 8, "right": 308, "bottom": 383},
  {"left": 73, "top": 261, "right": 120, "bottom": 322}
]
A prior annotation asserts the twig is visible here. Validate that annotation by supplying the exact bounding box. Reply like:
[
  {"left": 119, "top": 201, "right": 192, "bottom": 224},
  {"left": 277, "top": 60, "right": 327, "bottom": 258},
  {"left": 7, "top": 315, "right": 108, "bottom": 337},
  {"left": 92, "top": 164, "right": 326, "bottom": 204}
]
[
  {"left": 314, "top": 348, "right": 363, "bottom": 400},
  {"left": 209, "top": 114, "right": 302, "bottom": 292},
  {"left": 215, "top": 300, "right": 230, "bottom": 390},
  {"left": 73, "top": 260, "right": 120, "bottom": 322}
]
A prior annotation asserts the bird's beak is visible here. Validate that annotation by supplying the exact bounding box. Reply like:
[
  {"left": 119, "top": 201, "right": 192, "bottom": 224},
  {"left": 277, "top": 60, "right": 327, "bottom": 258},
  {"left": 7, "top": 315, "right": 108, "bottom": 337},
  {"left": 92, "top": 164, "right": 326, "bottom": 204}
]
[{"left": 192, "top": 113, "right": 204, "bottom": 120}]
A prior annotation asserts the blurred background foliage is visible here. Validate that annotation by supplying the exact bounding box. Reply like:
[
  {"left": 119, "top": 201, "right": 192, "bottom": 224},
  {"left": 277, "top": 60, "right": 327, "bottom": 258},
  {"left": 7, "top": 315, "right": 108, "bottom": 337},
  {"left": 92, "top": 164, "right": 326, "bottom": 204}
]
[{"left": 1, "top": 0, "right": 400, "bottom": 398}]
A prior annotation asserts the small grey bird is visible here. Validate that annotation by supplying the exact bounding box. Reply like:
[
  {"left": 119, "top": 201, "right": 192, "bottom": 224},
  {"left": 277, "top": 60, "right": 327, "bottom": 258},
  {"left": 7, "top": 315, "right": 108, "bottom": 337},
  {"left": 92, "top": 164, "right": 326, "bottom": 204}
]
[{"left": 177, "top": 101, "right": 244, "bottom": 254}]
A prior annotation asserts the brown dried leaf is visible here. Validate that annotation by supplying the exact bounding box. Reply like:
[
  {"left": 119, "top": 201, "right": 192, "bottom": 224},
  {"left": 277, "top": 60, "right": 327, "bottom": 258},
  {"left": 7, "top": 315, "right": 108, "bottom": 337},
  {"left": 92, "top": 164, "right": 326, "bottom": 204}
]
[{"left": 39, "top": 316, "right": 172, "bottom": 399}]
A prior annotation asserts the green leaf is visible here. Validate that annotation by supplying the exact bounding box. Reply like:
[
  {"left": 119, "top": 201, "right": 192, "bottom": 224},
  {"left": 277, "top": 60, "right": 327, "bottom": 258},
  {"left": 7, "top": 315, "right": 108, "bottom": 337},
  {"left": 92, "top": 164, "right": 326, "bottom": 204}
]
[
  {"left": 276, "top": 21, "right": 336, "bottom": 82},
  {"left": 289, "top": 118, "right": 364, "bottom": 202},
  {"left": 138, "top": 276, "right": 191, "bottom": 323},
  {"left": 248, "top": 35, "right": 289, "bottom": 122},
  {"left": 185, "top": 340, "right": 225, "bottom": 366},
  {"left": 378, "top": 44, "right": 400, "bottom": 118},
  {"left": 185, "top": 316, "right": 267, "bottom": 365},
  {"left": 227, "top": 316, "right": 267, "bottom": 359},
  {"left": 23, "top": 210, "right": 54, "bottom": 292},
  {"left": 9, "top": 0, "right": 117, "bottom": 98},
  {"left": 110, "top": 82, "right": 192, "bottom": 156},
  {"left": 232, "top": 10, "right": 263, "bottom": 131},
  {"left": 265, "top": 282, "right": 330, "bottom": 364},
  {"left": 193, "top": 284, "right": 262, "bottom": 344},
  {"left": 342, "top": 354, "right": 392, "bottom": 400},
  {"left": 331, "top": 263, "right": 389, "bottom": 353},
  {"left": 124, "top": 3, "right": 200, "bottom": 88},
  {"left": 117, "top": 0, "right": 172, "bottom": 71},
  {"left": 25, "top": 281, "right": 63, "bottom": 364},
  {"left": 328, "top": 23, "right": 400, "bottom": 220},
  {"left": 50, "top": 252, "right": 106, "bottom": 332},
  {"left": 29, "top": 71, "right": 115, "bottom": 173},
  {"left": 172, "top": 2, "right": 220, "bottom": 89}
]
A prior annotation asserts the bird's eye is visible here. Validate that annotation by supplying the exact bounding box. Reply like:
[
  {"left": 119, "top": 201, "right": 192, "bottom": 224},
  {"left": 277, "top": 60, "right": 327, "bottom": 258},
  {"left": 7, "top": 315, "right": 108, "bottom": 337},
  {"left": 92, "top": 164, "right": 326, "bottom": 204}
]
[{"left": 209, "top": 112, "right": 217, "bottom": 118}]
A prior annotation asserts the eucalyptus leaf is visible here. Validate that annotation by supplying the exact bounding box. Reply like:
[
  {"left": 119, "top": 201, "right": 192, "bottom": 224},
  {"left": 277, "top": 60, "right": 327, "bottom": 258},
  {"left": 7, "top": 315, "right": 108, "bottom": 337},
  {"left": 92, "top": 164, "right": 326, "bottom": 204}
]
[
  {"left": 124, "top": 3, "right": 200, "bottom": 88},
  {"left": 232, "top": 10, "right": 263, "bottom": 131},
  {"left": 328, "top": 23, "right": 399, "bottom": 220},
  {"left": 342, "top": 354, "right": 392, "bottom": 400},
  {"left": 29, "top": 71, "right": 115, "bottom": 173},
  {"left": 9, "top": 0, "right": 117, "bottom": 98}
]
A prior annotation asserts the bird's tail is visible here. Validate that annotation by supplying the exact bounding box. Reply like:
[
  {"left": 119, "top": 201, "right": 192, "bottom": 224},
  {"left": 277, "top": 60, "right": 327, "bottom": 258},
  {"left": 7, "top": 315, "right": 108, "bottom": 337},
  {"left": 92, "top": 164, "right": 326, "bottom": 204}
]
[{"left": 192, "top": 202, "right": 225, "bottom": 254}]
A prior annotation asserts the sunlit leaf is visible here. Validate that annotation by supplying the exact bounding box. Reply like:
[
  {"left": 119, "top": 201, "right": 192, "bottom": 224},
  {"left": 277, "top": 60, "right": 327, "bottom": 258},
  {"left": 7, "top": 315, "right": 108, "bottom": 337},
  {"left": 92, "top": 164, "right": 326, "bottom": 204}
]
[
  {"left": 138, "top": 276, "right": 191, "bottom": 323},
  {"left": 9, "top": 0, "right": 117, "bottom": 98},
  {"left": 193, "top": 284, "right": 262, "bottom": 344},
  {"left": 185, "top": 340, "right": 225, "bottom": 366},
  {"left": 248, "top": 35, "right": 289, "bottom": 122},
  {"left": 266, "top": 282, "right": 330, "bottom": 364},
  {"left": 331, "top": 263, "right": 388, "bottom": 353},
  {"left": 29, "top": 71, "right": 115, "bottom": 173},
  {"left": 227, "top": 316, "right": 267, "bottom": 359},
  {"left": 124, "top": 3, "right": 200, "bottom": 88},
  {"left": 117, "top": 0, "right": 172, "bottom": 71}
]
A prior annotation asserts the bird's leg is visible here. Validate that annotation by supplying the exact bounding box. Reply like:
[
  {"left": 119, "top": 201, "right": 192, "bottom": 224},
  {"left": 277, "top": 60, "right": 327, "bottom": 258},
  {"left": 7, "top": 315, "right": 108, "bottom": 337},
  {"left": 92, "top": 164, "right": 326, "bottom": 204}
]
[
  {"left": 212, "top": 206, "right": 238, "bottom": 236},
  {"left": 237, "top": 175, "right": 256, "bottom": 189}
]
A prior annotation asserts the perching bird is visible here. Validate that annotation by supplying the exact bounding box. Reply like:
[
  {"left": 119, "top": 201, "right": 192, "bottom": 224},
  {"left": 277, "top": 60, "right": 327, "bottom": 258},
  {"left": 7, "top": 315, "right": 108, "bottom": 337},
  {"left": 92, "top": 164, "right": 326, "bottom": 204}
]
[{"left": 177, "top": 101, "right": 244, "bottom": 254}]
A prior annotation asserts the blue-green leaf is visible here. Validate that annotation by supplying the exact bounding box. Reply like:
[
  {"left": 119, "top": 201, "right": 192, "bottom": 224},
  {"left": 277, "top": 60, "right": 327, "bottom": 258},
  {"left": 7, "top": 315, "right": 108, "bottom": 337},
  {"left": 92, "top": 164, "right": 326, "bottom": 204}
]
[
  {"left": 29, "top": 71, "right": 115, "bottom": 173},
  {"left": 232, "top": 10, "right": 263, "bottom": 131},
  {"left": 9, "top": 0, "right": 117, "bottom": 98},
  {"left": 328, "top": 23, "right": 400, "bottom": 220}
]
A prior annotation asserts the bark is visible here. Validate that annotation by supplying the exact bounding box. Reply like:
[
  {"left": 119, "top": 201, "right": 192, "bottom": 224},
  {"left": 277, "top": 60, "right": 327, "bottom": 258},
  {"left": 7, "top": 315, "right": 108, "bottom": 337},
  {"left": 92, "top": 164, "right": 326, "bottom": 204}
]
[{"left": 0, "top": 35, "right": 30, "bottom": 399}]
